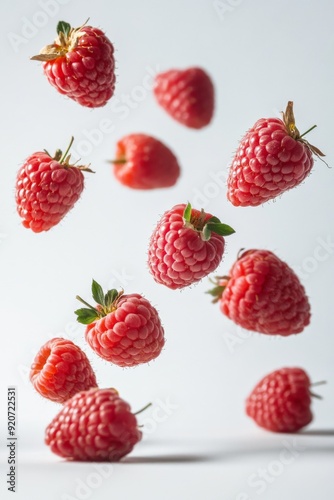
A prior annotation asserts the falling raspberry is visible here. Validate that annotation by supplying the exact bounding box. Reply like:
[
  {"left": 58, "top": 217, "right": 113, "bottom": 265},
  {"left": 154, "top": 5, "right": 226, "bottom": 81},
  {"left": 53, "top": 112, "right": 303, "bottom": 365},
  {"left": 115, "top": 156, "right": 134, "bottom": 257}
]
[
  {"left": 15, "top": 137, "right": 93, "bottom": 232},
  {"left": 31, "top": 20, "right": 116, "bottom": 108},
  {"left": 207, "top": 249, "right": 311, "bottom": 335},
  {"left": 110, "top": 133, "right": 181, "bottom": 189},
  {"left": 154, "top": 67, "right": 215, "bottom": 129},
  {"left": 45, "top": 388, "right": 143, "bottom": 461},
  {"left": 246, "top": 367, "right": 325, "bottom": 432},
  {"left": 30, "top": 337, "right": 97, "bottom": 404},
  {"left": 148, "top": 203, "right": 235, "bottom": 289},
  {"left": 227, "top": 101, "right": 326, "bottom": 206},
  {"left": 75, "top": 280, "right": 165, "bottom": 367}
]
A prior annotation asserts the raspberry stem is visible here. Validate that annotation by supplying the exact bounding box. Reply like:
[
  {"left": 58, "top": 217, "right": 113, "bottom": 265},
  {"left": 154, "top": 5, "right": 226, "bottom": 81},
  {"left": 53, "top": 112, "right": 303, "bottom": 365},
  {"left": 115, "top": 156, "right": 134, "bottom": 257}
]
[
  {"left": 134, "top": 402, "right": 152, "bottom": 415},
  {"left": 110, "top": 159, "right": 127, "bottom": 164},
  {"left": 300, "top": 125, "right": 317, "bottom": 138},
  {"left": 310, "top": 392, "right": 323, "bottom": 400},
  {"left": 309, "top": 380, "right": 326, "bottom": 399},
  {"left": 75, "top": 295, "right": 98, "bottom": 312},
  {"left": 311, "top": 380, "right": 326, "bottom": 386},
  {"left": 60, "top": 136, "right": 74, "bottom": 163}
]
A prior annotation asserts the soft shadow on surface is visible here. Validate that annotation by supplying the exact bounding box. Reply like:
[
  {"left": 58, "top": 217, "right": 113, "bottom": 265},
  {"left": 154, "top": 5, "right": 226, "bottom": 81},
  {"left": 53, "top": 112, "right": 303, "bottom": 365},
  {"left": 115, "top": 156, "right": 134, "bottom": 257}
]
[
  {"left": 124, "top": 445, "right": 334, "bottom": 465},
  {"left": 300, "top": 429, "right": 334, "bottom": 436},
  {"left": 126, "top": 432, "right": 334, "bottom": 464},
  {"left": 221, "top": 444, "right": 334, "bottom": 462},
  {"left": 124, "top": 453, "right": 213, "bottom": 464}
]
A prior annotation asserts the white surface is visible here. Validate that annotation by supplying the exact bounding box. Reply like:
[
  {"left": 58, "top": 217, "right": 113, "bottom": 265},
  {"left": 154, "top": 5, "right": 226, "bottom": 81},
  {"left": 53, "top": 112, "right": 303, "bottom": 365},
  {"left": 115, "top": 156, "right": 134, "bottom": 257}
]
[
  {"left": 1, "top": 0, "right": 334, "bottom": 498},
  {"left": 1, "top": 434, "right": 334, "bottom": 500}
]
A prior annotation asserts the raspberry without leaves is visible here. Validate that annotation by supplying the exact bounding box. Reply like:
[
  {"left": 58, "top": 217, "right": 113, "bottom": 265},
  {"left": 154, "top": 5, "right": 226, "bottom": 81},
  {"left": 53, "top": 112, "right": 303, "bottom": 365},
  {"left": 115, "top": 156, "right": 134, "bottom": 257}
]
[
  {"left": 30, "top": 338, "right": 97, "bottom": 404},
  {"left": 15, "top": 137, "right": 93, "bottom": 232},
  {"left": 227, "top": 101, "right": 326, "bottom": 206},
  {"left": 31, "top": 20, "right": 116, "bottom": 108},
  {"left": 245, "top": 367, "right": 318, "bottom": 432},
  {"left": 75, "top": 280, "right": 165, "bottom": 367},
  {"left": 111, "top": 133, "right": 180, "bottom": 189},
  {"left": 148, "top": 203, "right": 235, "bottom": 289},
  {"left": 208, "top": 249, "right": 310, "bottom": 335},
  {"left": 45, "top": 388, "right": 142, "bottom": 461},
  {"left": 154, "top": 67, "right": 214, "bottom": 129}
]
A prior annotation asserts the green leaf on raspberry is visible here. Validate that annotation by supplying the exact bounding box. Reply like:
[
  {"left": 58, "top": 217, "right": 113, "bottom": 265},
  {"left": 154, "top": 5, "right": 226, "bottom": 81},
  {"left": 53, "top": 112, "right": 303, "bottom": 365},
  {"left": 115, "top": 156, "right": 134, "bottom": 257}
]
[
  {"left": 207, "top": 216, "right": 220, "bottom": 224},
  {"left": 206, "top": 276, "right": 229, "bottom": 303},
  {"left": 75, "top": 308, "right": 99, "bottom": 325},
  {"left": 202, "top": 220, "right": 235, "bottom": 240},
  {"left": 57, "top": 21, "right": 71, "bottom": 38},
  {"left": 205, "top": 222, "right": 235, "bottom": 236},
  {"left": 206, "top": 286, "right": 225, "bottom": 303},
  {"left": 92, "top": 280, "right": 105, "bottom": 306},
  {"left": 183, "top": 204, "right": 235, "bottom": 240},
  {"left": 76, "top": 283, "right": 124, "bottom": 323},
  {"left": 183, "top": 202, "right": 192, "bottom": 222},
  {"left": 202, "top": 224, "right": 212, "bottom": 241},
  {"left": 105, "top": 289, "right": 119, "bottom": 308}
]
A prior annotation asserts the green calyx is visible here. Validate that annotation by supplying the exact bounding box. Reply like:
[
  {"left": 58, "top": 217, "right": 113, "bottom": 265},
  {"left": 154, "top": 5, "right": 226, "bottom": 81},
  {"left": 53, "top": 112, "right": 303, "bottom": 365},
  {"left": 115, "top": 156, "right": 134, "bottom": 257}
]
[
  {"left": 309, "top": 380, "right": 326, "bottom": 399},
  {"left": 44, "top": 137, "right": 94, "bottom": 172},
  {"left": 57, "top": 21, "right": 72, "bottom": 39},
  {"left": 206, "top": 276, "right": 230, "bottom": 303},
  {"left": 183, "top": 202, "right": 235, "bottom": 242},
  {"left": 282, "top": 101, "right": 327, "bottom": 165},
  {"left": 31, "top": 19, "right": 89, "bottom": 61},
  {"left": 75, "top": 280, "right": 124, "bottom": 325}
]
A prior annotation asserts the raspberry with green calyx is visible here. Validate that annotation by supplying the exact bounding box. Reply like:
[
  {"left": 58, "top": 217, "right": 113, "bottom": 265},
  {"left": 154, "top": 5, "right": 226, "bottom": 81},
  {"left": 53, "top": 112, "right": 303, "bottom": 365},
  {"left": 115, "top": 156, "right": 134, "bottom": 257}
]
[
  {"left": 148, "top": 203, "right": 235, "bottom": 289},
  {"left": 227, "top": 101, "right": 327, "bottom": 207},
  {"left": 31, "top": 20, "right": 116, "bottom": 108},
  {"left": 75, "top": 280, "right": 165, "bottom": 367},
  {"left": 15, "top": 137, "right": 93, "bottom": 232}
]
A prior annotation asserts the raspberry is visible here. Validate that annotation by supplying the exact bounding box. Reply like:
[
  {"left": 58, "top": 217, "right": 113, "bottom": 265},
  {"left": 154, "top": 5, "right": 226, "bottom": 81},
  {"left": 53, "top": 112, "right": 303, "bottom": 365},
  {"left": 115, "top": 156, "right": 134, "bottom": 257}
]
[
  {"left": 75, "top": 280, "right": 165, "bottom": 367},
  {"left": 208, "top": 249, "right": 310, "bottom": 335},
  {"left": 31, "top": 21, "right": 115, "bottom": 108},
  {"left": 246, "top": 367, "right": 316, "bottom": 432},
  {"left": 15, "top": 138, "right": 93, "bottom": 232},
  {"left": 148, "top": 203, "right": 235, "bottom": 289},
  {"left": 30, "top": 338, "right": 97, "bottom": 404},
  {"left": 227, "top": 101, "right": 326, "bottom": 206},
  {"left": 154, "top": 67, "right": 214, "bottom": 129},
  {"left": 111, "top": 133, "right": 180, "bottom": 189},
  {"left": 45, "top": 388, "right": 142, "bottom": 461}
]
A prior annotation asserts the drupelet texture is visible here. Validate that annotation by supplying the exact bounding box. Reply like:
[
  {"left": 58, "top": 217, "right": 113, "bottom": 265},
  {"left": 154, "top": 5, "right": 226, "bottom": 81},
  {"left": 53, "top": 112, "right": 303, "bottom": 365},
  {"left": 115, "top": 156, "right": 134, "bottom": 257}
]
[
  {"left": 45, "top": 388, "right": 142, "bottom": 460},
  {"left": 246, "top": 367, "right": 313, "bottom": 432},
  {"left": 30, "top": 338, "right": 97, "bottom": 403}
]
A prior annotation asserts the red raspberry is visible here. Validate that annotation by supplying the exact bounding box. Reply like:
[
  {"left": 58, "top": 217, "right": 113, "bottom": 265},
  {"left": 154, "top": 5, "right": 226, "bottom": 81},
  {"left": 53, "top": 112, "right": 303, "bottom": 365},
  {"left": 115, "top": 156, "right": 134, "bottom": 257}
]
[
  {"left": 31, "top": 21, "right": 115, "bottom": 108},
  {"left": 154, "top": 67, "right": 214, "bottom": 129},
  {"left": 148, "top": 203, "right": 235, "bottom": 289},
  {"left": 30, "top": 338, "right": 97, "bottom": 404},
  {"left": 111, "top": 134, "right": 180, "bottom": 189},
  {"left": 227, "top": 101, "right": 326, "bottom": 206},
  {"left": 15, "top": 138, "right": 93, "bottom": 232},
  {"left": 45, "top": 388, "right": 142, "bottom": 461},
  {"left": 208, "top": 249, "right": 310, "bottom": 335},
  {"left": 246, "top": 367, "right": 317, "bottom": 432},
  {"left": 75, "top": 280, "right": 165, "bottom": 367}
]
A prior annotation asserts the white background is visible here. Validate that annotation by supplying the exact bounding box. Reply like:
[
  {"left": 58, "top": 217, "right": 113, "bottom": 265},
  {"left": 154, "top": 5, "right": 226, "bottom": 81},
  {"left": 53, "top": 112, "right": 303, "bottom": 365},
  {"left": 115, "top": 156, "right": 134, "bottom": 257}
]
[{"left": 0, "top": 0, "right": 333, "bottom": 499}]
